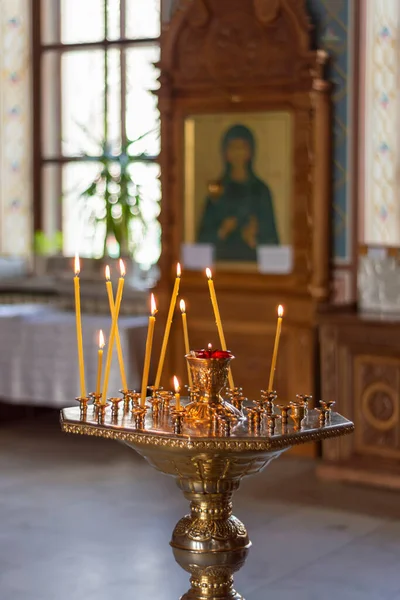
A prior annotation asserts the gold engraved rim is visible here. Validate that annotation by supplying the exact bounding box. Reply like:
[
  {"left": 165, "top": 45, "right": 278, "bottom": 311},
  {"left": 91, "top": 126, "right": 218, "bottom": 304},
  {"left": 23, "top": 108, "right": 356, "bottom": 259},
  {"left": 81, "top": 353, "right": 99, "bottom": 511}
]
[{"left": 60, "top": 415, "right": 354, "bottom": 452}]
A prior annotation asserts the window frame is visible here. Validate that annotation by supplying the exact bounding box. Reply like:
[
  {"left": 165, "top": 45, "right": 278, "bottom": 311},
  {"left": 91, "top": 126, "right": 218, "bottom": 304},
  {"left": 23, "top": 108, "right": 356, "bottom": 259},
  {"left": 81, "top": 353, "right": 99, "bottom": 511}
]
[{"left": 31, "top": 0, "right": 160, "bottom": 239}]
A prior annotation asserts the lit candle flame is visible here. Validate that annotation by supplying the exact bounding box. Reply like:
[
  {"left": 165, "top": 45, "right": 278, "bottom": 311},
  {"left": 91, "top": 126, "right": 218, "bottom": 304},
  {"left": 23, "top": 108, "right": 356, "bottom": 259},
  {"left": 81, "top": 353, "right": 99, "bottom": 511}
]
[
  {"left": 180, "top": 299, "right": 186, "bottom": 313},
  {"left": 173, "top": 375, "right": 180, "bottom": 393},
  {"left": 119, "top": 259, "right": 126, "bottom": 277},
  {"left": 98, "top": 329, "right": 105, "bottom": 349},
  {"left": 150, "top": 293, "right": 157, "bottom": 316},
  {"left": 74, "top": 253, "right": 80, "bottom": 276},
  {"left": 206, "top": 267, "right": 212, "bottom": 280},
  {"left": 177, "top": 263, "right": 181, "bottom": 278},
  {"left": 105, "top": 265, "right": 111, "bottom": 281},
  {"left": 208, "top": 343, "right": 212, "bottom": 351},
  {"left": 278, "top": 305, "right": 284, "bottom": 317}
]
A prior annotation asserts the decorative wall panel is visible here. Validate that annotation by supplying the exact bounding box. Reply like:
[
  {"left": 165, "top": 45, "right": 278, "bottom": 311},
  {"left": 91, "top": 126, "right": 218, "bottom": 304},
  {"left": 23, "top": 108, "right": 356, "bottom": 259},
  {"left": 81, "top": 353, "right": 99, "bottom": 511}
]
[
  {"left": 0, "top": 0, "right": 32, "bottom": 256},
  {"left": 364, "top": 0, "right": 400, "bottom": 245}
]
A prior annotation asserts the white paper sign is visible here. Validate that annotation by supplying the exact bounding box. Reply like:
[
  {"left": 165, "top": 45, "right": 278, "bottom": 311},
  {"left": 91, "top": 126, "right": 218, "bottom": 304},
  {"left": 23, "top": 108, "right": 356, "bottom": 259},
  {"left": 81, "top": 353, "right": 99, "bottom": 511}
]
[
  {"left": 181, "top": 243, "right": 215, "bottom": 271},
  {"left": 257, "top": 245, "right": 293, "bottom": 274}
]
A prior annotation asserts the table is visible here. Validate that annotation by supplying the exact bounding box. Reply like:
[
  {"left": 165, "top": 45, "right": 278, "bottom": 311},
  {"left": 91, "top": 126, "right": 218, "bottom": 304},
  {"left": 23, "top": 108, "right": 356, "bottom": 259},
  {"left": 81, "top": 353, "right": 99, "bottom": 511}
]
[{"left": 0, "top": 304, "right": 149, "bottom": 408}]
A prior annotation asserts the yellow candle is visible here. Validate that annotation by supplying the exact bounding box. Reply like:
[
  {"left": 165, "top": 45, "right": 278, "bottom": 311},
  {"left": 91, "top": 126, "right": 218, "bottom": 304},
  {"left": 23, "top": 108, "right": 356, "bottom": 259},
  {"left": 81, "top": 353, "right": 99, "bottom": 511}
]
[
  {"left": 74, "top": 254, "right": 86, "bottom": 398},
  {"left": 96, "top": 330, "right": 105, "bottom": 396},
  {"left": 173, "top": 375, "right": 181, "bottom": 410},
  {"left": 140, "top": 294, "right": 157, "bottom": 407},
  {"left": 154, "top": 263, "right": 181, "bottom": 389},
  {"left": 268, "top": 305, "right": 284, "bottom": 391},
  {"left": 105, "top": 265, "right": 128, "bottom": 391},
  {"left": 205, "top": 268, "right": 234, "bottom": 390},
  {"left": 102, "top": 259, "right": 126, "bottom": 403},
  {"left": 179, "top": 299, "right": 192, "bottom": 387}
]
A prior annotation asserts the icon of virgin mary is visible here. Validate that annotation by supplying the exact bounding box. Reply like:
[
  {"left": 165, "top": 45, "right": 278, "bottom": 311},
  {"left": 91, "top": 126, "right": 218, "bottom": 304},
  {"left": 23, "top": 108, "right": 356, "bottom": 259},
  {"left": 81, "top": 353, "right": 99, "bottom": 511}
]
[{"left": 197, "top": 124, "right": 280, "bottom": 261}]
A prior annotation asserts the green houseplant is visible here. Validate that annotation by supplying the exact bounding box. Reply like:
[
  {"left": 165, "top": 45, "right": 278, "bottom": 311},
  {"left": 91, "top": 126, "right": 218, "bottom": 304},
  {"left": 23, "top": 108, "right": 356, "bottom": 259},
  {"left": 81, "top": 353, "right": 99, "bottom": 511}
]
[
  {"left": 79, "top": 132, "right": 153, "bottom": 259},
  {"left": 78, "top": 2, "right": 157, "bottom": 261}
]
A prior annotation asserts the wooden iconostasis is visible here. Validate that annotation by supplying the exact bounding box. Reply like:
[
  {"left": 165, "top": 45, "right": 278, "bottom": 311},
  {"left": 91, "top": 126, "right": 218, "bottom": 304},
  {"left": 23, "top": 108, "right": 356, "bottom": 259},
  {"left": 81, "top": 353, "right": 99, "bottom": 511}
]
[{"left": 154, "top": 0, "right": 333, "bottom": 456}]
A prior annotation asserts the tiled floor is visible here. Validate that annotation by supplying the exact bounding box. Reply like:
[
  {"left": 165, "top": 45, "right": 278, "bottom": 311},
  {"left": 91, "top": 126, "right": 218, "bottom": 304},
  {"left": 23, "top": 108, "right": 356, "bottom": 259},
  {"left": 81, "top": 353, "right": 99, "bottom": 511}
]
[{"left": 0, "top": 416, "right": 399, "bottom": 599}]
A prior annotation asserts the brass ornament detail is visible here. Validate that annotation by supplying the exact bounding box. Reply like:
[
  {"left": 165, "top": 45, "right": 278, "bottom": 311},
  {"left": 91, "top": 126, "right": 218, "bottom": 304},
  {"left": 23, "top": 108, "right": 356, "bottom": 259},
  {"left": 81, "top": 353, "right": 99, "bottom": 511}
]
[
  {"left": 61, "top": 418, "right": 353, "bottom": 451},
  {"left": 171, "top": 491, "right": 250, "bottom": 555},
  {"left": 174, "top": 515, "right": 247, "bottom": 544}
]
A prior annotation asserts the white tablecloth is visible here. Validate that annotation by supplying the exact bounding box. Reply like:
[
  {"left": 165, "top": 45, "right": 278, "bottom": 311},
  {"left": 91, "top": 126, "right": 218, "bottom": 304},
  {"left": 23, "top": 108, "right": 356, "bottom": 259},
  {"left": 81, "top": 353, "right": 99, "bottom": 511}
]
[{"left": 0, "top": 304, "right": 148, "bottom": 407}]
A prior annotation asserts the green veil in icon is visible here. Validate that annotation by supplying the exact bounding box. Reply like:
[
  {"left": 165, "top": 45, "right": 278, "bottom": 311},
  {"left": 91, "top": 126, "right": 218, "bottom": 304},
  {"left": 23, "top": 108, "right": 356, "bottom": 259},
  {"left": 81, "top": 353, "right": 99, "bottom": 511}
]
[{"left": 197, "top": 124, "right": 279, "bottom": 261}]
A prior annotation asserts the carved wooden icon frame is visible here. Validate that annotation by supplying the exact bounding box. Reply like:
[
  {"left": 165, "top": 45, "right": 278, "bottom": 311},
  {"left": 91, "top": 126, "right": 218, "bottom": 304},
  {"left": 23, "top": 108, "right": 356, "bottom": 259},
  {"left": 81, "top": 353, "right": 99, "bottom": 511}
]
[{"left": 158, "top": 0, "right": 332, "bottom": 301}]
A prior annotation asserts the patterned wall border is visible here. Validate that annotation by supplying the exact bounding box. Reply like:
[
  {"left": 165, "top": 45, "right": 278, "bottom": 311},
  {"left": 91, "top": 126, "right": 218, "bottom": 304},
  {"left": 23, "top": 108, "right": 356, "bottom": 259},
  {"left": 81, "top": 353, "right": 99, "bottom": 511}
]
[
  {"left": 0, "top": 0, "right": 32, "bottom": 256},
  {"left": 306, "top": 0, "right": 355, "bottom": 264},
  {"left": 363, "top": 1, "right": 400, "bottom": 245}
]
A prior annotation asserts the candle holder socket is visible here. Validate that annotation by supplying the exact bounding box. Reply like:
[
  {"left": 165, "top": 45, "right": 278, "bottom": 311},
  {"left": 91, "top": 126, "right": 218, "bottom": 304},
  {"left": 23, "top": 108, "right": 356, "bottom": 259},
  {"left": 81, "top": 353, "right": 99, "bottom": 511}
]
[
  {"left": 267, "top": 414, "right": 281, "bottom": 436},
  {"left": 157, "top": 390, "right": 174, "bottom": 412},
  {"left": 219, "top": 416, "right": 232, "bottom": 437},
  {"left": 228, "top": 387, "right": 246, "bottom": 413},
  {"left": 172, "top": 408, "right": 186, "bottom": 435},
  {"left": 148, "top": 385, "right": 161, "bottom": 399},
  {"left": 150, "top": 397, "right": 163, "bottom": 421},
  {"left": 128, "top": 392, "right": 141, "bottom": 411},
  {"left": 246, "top": 408, "right": 261, "bottom": 433},
  {"left": 296, "top": 394, "right": 313, "bottom": 412},
  {"left": 76, "top": 396, "right": 90, "bottom": 420},
  {"left": 90, "top": 393, "right": 102, "bottom": 417},
  {"left": 277, "top": 404, "right": 292, "bottom": 426},
  {"left": 211, "top": 413, "right": 219, "bottom": 435},
  {"left": 260, "top": 390, "right": 277, "bottom": 416},
  {"left": 319, "top": 400, "right": 335, "bottom": 420},
  {"left": 290, "top": 402, "right": 306, "bottom": 431},
  {"left": 132, "top": 407, "right": 147, "bottom": 430},
  {"left": 110, "top": 397, "right": 122, "bottom": 420},
  {"left": 316, "top": 407, "right": 329, "bottom": 427},
  {"left": 97, "top": 402, "right": 109, "bottom": 424},
  {"left": 120, "top": 389, "right": 136, "bottom": 412}
]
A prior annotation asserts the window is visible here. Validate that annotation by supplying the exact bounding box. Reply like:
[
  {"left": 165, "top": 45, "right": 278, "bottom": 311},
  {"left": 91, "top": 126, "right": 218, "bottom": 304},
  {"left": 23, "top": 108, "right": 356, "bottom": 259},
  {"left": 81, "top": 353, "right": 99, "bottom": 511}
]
[{"left": 33, "top": 0, "right": 161, "bottom": 266}]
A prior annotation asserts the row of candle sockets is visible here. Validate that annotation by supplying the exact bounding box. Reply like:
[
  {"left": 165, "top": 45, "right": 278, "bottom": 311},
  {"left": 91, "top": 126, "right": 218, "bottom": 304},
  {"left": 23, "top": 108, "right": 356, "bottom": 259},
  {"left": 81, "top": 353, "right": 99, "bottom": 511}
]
[
  {"left": 73, "top": 258, "right": 285, "bottom": 409},
  {"left": 76, "top": 390, "right": 335, "bottom": 437}
]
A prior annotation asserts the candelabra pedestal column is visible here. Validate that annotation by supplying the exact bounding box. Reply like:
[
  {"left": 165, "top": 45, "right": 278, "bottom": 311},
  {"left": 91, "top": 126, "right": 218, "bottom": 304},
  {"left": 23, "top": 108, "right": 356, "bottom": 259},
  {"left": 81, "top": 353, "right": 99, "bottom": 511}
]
[
  {"left": 174, "top": 545, "right": 248, "bottom": 600},
  {"left": 171, "top": 486, "right": 250, "bottom": 599}
]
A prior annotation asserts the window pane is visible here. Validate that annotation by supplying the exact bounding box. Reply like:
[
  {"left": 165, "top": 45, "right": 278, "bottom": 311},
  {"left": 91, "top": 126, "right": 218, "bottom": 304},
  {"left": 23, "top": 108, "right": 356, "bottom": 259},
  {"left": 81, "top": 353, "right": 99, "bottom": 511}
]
[
  {"left": 62, "top": 162, "right": 104, "bottom": 258},
  {"left": 61, "top": 0, "right": 105, "bottom": 44},
  {"left": 107, "top": 0, "right": 121, "bottom": 40},
  {"left": 62, "top": 50, "right": 105, "bottom": 156},
  {"left": 128, "top": 162, "right": 161, "bottom": 266},
  {"left": 126, "top": 46, "right": 160, "bottom": 155},
  {"left": 42, "top": 52, "right": 61, "bottom": 158},
  {"left": 126, "top": 0, "right": 160, "bottom": 39},
  {"left": 107, "top": 49, "right": 122, "bottom": 152},
  {"left": 43, "top": 165, "right": 62, "bottom": 242},
  {"left": 41, "top": 0, "right": 60, "bottom": 45}
]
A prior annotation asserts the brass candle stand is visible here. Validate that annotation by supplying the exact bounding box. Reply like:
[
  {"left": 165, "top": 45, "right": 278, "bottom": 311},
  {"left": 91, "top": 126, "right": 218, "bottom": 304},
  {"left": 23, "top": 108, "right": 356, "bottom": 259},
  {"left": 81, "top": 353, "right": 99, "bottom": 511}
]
[{"left": 61, "top": 351, "right": 353, "bottom": 600}]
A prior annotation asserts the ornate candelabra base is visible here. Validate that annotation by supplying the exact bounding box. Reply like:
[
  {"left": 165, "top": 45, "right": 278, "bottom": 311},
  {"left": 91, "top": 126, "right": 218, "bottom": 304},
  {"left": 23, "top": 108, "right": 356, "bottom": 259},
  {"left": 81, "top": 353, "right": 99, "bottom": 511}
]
[{"left": 61, "top": 390, "right": 353, "bottom": 599}]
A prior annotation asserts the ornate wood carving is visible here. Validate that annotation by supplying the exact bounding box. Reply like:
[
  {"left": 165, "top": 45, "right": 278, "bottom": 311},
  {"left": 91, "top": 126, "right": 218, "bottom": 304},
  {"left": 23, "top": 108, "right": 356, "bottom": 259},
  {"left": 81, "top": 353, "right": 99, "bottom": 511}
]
[
  {"left": 162, "top": 0, "right": 316, "bottom": 91},
  {"left": 355, "top": 357, "right": 400, "bottom": 458},
  {"left": 319, "top": 311, "right": 400, "bottom": 485}
]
